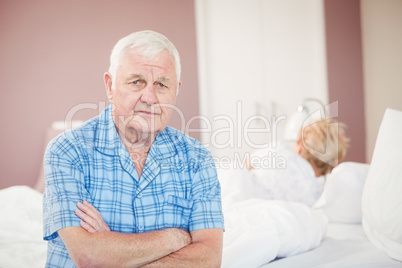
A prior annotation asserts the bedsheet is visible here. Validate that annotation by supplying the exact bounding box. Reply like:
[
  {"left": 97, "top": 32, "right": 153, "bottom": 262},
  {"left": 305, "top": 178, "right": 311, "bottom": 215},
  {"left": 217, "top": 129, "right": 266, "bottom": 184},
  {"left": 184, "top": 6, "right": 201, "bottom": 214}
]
[
  {"left": 0, "top": 186, "right": 47, "bottom": 268},
  {"left": 262, "top": 223, "right": 402, "bottom": 268}
]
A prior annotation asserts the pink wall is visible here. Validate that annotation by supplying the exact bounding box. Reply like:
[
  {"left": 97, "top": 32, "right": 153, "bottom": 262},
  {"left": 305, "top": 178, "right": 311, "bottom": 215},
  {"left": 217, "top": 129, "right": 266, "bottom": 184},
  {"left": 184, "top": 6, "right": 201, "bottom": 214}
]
[
  {"left": 324, "top": 0, "right": 366, "bottom": 162},
  {"left": 0, "top": 0, "right": 199, "bottom": 189}
]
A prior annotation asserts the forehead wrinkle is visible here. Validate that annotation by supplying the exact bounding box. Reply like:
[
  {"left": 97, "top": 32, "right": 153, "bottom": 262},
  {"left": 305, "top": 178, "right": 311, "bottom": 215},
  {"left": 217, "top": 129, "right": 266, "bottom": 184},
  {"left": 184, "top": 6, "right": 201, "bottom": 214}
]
[
  {"left": 143, "top": 63, "right": 168, "bottom": 71},
  {"left": 126, "top": 72, "right": 171, "bottom": 85},
  {"left": 157, "top": 76, "right": 170, "bottom": 82},
  {"left": 127, "top": 73, "right": 143, "bottom": 79},
  {"left": 146, "top": 66, "right": 174, "bottom": 84},
  {"left": 122, "top": 59, "right": 175, "bottom": 83}
]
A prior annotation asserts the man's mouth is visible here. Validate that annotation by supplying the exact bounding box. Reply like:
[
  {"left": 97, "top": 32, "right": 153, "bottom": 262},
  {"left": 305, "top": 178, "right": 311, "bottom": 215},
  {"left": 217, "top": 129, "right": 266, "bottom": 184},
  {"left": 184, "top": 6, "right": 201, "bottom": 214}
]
[{"left": 135, "top": 111, "right": 159, "bottom": 116}]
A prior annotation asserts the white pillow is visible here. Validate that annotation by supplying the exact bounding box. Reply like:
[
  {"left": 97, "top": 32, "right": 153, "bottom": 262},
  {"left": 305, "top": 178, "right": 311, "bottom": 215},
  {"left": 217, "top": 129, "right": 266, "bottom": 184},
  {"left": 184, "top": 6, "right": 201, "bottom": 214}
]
[
  {"left": 313, "top": 162, "right": 370, "bottom": 223},
  {"left": 362, "top": 108, "right": 402, "bottom": 261}
]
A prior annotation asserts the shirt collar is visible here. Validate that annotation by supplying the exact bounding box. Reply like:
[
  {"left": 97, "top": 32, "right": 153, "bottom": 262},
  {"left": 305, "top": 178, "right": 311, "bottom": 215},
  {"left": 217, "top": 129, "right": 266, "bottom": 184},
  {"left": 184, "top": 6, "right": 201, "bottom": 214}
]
[
  {"left": 149, "top": 127, "right": 178, "bottom": 160},
  {"left": 94, "top": 104, "right": 177, "bottom": 160},
  {"left": 94, "top": 104, "right": 122, "bottom": 155}
]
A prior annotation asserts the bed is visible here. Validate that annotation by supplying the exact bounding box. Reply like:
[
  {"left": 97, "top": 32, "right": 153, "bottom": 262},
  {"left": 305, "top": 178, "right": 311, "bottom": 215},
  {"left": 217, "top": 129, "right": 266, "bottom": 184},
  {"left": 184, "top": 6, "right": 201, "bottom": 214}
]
[
  {"left": 0, "top": 109, "right": 401, "bottom": 267},
  {"left": 265, "top": 223, "right": 401, "bottom": 268}
]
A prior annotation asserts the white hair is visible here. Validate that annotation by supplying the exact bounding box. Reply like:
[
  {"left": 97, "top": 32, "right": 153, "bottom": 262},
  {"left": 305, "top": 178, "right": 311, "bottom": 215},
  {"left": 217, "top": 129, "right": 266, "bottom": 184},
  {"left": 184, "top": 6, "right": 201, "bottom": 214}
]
[{"left": 108, "top": 30, "right": 181, "bottom": 91}]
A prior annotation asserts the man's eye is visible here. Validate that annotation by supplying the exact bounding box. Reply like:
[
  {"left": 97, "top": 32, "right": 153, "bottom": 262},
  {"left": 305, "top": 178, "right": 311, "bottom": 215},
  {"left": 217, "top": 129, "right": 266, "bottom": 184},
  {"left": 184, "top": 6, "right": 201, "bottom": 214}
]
[
  {"left": 131, "top": 80, "right": 146, "bottom": 88},
  {"left": 157, "top": 82, "right": 166, "bottom": 88}
]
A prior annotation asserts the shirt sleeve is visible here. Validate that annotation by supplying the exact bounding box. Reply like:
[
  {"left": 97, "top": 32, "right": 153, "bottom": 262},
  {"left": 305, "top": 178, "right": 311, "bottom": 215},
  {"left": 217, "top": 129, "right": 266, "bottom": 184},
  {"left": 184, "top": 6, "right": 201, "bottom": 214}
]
[
  {"left": 188, "top": 153, "right": 225, "bottom": 232},
  {"left": 43, "top": 136, "right": 91, "bottom": 241}
]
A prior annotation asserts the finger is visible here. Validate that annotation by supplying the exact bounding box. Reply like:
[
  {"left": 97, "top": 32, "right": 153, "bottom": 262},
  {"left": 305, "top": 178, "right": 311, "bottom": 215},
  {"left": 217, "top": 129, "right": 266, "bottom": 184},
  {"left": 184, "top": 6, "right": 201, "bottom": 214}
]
[
  {"left": 77, "top": 201, "right": 111, "bottom": 232},
  {"left": 80, "top": 201, "right": 103, "bottom": 220},
  {"left": 83, "top": 200, "right": 102, "bottom": 216},
  {"left": 80, "top": 220, "right": 97, "bottom": 233},
  {"left": 100, "top": 222, "right": 111, "bottom": 232},
  {"left": 77, "top": 201, "right": 97, "bottom": 219},
  {"left": 79, "top": 201, "right": 108, "bottom": 228},
  {"left": 83, "top": 200, "right": 97, "bottom": 211},
  {"left": 77, "top": 202, "right": 102, "bottom": 226},
  {"left": 75, "top": 208, "right": 99, "bottom": 230}
]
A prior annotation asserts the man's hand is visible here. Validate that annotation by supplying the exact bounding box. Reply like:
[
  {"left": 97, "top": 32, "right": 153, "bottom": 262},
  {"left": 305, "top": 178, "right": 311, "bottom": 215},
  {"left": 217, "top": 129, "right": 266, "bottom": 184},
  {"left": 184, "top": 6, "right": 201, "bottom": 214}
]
[
  {"left": 76, "top": 201, "right": 110, "bottom": 233},
  {"left": 73, "top": 201, "right": 192, "bottom": 263}
]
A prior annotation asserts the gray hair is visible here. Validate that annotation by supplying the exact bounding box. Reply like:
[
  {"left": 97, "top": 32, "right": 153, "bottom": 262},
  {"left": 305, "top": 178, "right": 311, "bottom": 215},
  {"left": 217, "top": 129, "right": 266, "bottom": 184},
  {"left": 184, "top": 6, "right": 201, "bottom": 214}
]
[{"left": 108, "top": 30, "right": 181, "bottom": 91}]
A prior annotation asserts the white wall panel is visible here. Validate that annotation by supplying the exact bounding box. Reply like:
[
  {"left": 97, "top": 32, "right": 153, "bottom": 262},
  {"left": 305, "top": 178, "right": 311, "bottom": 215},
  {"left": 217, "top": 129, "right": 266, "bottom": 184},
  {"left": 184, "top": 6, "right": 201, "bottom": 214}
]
[{"left": 195, "top": 0, "right": 328, "bottom": 161}]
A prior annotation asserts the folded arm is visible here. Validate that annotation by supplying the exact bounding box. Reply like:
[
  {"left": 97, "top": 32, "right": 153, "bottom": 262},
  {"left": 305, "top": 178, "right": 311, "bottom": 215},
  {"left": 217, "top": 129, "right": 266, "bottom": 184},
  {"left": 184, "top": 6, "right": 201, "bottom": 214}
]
[
  {"left": 69, "top": 201, "right": 223, "bottom": 267},
  {"left": 58, "top": 201, "right": 191, "bottom": 267}
]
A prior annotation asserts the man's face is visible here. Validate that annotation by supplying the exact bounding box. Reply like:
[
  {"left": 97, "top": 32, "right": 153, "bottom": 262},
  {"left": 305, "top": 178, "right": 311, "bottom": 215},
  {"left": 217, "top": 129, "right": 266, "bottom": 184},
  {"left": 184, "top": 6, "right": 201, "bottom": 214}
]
[{"left": 105, "top": 49, "right": 180, "bottom": 141}]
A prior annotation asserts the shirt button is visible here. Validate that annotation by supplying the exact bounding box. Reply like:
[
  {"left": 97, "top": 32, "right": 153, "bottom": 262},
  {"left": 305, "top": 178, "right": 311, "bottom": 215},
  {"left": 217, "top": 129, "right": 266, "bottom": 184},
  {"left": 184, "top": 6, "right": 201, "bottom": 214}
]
[
  {"left": 138, "top": 225, "right": 144, "bottom": 231},
  {"left": 137, "top": 193, "right": 142, "bottom": 198}
]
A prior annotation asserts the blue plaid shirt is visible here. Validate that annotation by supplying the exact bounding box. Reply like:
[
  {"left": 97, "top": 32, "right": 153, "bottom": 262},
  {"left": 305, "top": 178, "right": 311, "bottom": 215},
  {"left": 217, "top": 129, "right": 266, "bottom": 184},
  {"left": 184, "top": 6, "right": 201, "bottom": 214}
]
[{"left": 43, "top": 104, "right": 224, "bottom": 267}]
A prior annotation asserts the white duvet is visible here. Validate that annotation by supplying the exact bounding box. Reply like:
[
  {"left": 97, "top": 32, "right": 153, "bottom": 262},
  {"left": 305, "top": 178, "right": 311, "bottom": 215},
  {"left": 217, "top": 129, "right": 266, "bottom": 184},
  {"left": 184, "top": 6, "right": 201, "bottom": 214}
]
[
  {"left": 219, "top": 167, "right": 328, "bottom": 268},
  {"left": 222, "top": 198, "right": 328, "bottom": 267}
]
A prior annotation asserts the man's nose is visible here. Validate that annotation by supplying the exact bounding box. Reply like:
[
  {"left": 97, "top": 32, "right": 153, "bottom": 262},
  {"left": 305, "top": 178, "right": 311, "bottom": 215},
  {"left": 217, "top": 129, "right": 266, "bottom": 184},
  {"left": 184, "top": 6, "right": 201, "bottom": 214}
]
[{"left": 140, "top": 84, "right": 158, "bottom": 105}]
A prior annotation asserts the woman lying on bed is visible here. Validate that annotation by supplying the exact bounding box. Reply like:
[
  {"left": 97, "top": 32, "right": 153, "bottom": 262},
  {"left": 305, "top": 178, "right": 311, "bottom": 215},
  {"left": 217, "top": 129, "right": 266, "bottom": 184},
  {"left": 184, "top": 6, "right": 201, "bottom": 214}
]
[{"left": 226, "top": 118, "right": 349, "bottom": 207}]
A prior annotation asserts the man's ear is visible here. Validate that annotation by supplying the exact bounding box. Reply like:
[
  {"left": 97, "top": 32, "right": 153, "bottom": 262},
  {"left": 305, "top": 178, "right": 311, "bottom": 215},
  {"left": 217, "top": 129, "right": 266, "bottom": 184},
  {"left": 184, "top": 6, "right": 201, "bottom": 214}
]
[
  {"left": 104, "top": 72, "right": 113, "bottom": 101},
  {"left": 176, "top": 81, "right": 182, "bottom": 96}
]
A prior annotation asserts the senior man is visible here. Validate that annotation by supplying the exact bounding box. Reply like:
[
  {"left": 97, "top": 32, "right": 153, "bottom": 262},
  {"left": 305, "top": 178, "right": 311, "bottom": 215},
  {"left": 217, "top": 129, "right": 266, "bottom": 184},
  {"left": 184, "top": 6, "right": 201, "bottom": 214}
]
[{"left": 43, "top": 30, "right": 224, "bottom": 267}]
